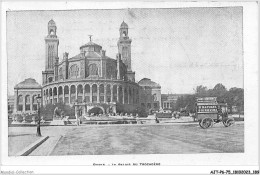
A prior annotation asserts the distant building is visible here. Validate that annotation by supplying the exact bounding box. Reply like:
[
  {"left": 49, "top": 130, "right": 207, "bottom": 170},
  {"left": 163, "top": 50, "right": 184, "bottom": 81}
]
[
  {"left": 138, "top": 78, "right": 161, "bottom": 112},
  {"left": 13, "top": 78, "right": 42, "bottom": 114},
  {"left": 161, "top": 94, "right": 190, "bottom": 110},
  {"left": 8, "top": 95, "right": 14, "bottom": 114}
]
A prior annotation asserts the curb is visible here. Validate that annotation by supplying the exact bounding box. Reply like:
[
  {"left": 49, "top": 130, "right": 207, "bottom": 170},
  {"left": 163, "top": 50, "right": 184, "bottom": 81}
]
[
  {"left": 16, "top": 136, "right": 49, "bottom": 156},
  {"left": 47, "top": 135, "right": 63, "bottom": 156}
]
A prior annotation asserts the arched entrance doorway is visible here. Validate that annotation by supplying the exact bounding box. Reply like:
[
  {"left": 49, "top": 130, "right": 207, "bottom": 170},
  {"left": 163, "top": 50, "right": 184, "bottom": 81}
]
[{"left": 88, "top": 106, "right": 104, "bottom": 115}]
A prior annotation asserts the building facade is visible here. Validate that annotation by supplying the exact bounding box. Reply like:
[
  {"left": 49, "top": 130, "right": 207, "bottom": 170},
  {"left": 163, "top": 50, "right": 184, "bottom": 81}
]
[
  {"left": 161, "top": 94, "right": 191, "bottom": 110},
  {"left": 138, "top": 78, "right": 161, "bottom": 113},
  {"left": 13, "top": 78, "right": 42, "bottom": 114},
  {"left": 11, "top": 19, "right": 164, "bottom": 116},
  {"left": 8, "top": 95, "right": 14, "bottom": 114},
  {"left": 41, "top": 20, "right": 140, "bottom": 114}
]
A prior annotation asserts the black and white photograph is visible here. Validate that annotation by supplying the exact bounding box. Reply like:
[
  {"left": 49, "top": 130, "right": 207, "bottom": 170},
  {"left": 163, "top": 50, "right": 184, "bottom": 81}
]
[{"left": 0, "top": 1, "right": 259, "bottom": 175}]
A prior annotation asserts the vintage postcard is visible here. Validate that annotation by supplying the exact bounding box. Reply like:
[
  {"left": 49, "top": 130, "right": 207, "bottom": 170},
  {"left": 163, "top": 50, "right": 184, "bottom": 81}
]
[{"left": 0, "top": 1, "right": 259, "bottom": 174}]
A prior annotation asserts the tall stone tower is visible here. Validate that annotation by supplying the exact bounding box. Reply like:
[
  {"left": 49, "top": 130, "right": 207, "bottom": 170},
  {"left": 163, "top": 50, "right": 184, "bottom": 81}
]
[
  {"left": 42, "top": 19, "right": 59, "bottom": 84},
  {"left": 117, "top": 21, "right": 135, "bottom": 82},
  {"left": 45, "top": 19, "right": 59, "bottom": 70},
  {"left": 117, "top": 21, "right": 132, "bottom": 71}
]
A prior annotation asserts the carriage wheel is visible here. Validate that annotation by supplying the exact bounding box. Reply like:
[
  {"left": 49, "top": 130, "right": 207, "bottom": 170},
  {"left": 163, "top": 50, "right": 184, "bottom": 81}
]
[
  {"left": 198, "top": 120, "right": 202, "bottom": 127},
  {"left": 223, "top": 118, "right": 235, "bottom": 127},
  {"left": 200, "top": 118, "right": 213, "bottom": 129}
]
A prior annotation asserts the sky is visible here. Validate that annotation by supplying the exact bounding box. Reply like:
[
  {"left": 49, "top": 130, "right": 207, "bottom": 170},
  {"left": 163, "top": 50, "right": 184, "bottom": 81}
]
[{"left": 7, "top": 7, "right": 243, "bottom": 95}]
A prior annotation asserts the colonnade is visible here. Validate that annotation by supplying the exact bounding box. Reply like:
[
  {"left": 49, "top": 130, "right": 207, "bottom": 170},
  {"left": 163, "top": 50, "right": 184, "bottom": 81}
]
[
  {"left": 43, "top": 83, "right": 139, "bottom": 105},
  {"left": 15, "top": 94, "right": 39, "bottom": 112}
]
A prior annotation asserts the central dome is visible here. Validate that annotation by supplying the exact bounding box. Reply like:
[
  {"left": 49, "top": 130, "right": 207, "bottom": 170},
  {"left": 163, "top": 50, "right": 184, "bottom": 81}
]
[{"left": 80, "top": 41, "right": 102, "bottom": 53}]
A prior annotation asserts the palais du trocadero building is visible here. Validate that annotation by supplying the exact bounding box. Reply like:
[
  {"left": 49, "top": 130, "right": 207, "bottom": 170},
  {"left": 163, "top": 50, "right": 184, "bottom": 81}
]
[{"left": 12, "top": 19, "right": 162, "bottom": 115}]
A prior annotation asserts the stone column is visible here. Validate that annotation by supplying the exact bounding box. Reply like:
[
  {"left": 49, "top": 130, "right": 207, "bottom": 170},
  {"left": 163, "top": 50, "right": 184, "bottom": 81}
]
[
  {"left": 63, "top": 86, "right": 65, "bottom": 103},
  {"left": 90, "top": 84, "right": 93, "bottom": 103},
  {"left": 104, "top": 84, "right": 107, "bottom": 103},
  {"left": 117, "top": 86, "right": 119, "bottom": 102},
  {"left": 133, "top": 89, "right": 136, "bottom": 104},
  {"left": 111, "top": 85, "right": 114, "bottom": 102},
  {"left": 52, "top": 89, "right": 54, "bottom": 104},
  {"left": 30, "top": 96, "right": 33, "bottom": 112},
  {"left": 82, "top": 105, "right": 86, "bottom": 115},
  {"left": 101, "top": 59, "right": 103, "bottom": 77},
  {"left": 83, "top": 84, "right": 85, "bottom": 103},
  {"left": 122, "top": 87, "right": 125, "bottom": 104},
  {"left": 128, "top": 88, "right": 130, "bottom": 104},
  {"left": 43, "top": 93, "right": 45, "bottom": 106},
  {"left": 97, "top": 84, "right": 100, "bottom": 103},
  {"left": 13, "top": 92, "right": 17, "bottom": 113},
  {"left": 23, "top": 96, "right": 26, "bottom": 112},
  {"left": 74, "top": 103, "right": 79, "bottom": 126},
  {"left": 69, "top": 86, "right": 71, "bottom": 104},
  {"left": 75, "top": 85, "right": 78, "bottom": 102},
  {"left": 49, "top": 90, "right": 51, "bottom": 104}
]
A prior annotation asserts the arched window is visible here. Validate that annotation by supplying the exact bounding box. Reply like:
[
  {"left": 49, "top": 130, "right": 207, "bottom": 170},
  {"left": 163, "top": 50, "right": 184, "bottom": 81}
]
[
  {"left": 53, "top": 87, "right": 57, "bottom": 96},
  {"left": 46, "top": 89, "right": 49, "bottom": 104},
  {"left": 69, "top": 64, "right": 79, "bottom": 78},
  {"left": 64, "top": 86, "right": 69, "bottom": 104},
  {"left": 77, "top": 85, "right": 83, "bottom": 103},
  {"left": 122, "top": 47, "right": 128, "bottom": 58},
  {"left": 129, "top": 87, "right": 132, "bottom": 104},
  {"left": 89, "top": 64, "right": 98, "bottom": 76},
  {"left": 124, "top": 87, "right": 128, "bottom": 104},
  {"left": 119, "top": 86, "right": 123, "bottom": 103},
  {"left": 106, "top": 85, "right": 111, "bottom": 102},
  {"left": 50, "top": 29, "right": 55, "bottom": 35},
  {"left": 84, "top": 84, "right": 90, "bottom": 102},
  {"left": 113, "top": 85, "right": 117, "bottom": 102},
  {"left": 70, "top": 85, "right": 76, "bottom": 103},
  {"left": 99, "top": 84, "right": 104, "bottom": 103},
  {"left": 25, "top": 95, "right": 30, "bottom": 111},
  {"left": 92, "top": 84, "right": 97, "bottom": 103},
  {"left": 53, "top": 87, "right": 57, "bottom": 104},
  {"left": 153, "top": 94, "right": 157, "bottom": 101},
  {"left": 48, "top": 77, "right": 53, "bottom": 83},
  {"left": 49, "top": 88, "right": 52, "bottom": 96},
  {"left": 49, "top": 88, "right": 53, "bottom": 104},
  {"left": 18, "top": 95, "right": 23, "bottom": 111},
  {"left": 32, "top": 95, "right": 38, "bottom": 111},
  {"left": 123, "top": 31, "right": 127, "bottom": 37}
]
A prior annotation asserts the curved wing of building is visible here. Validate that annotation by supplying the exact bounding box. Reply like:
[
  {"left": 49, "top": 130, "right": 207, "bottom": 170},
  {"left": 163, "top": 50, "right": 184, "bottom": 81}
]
[
  {"left": 12, "top": 20, "right": 162, "bottom": 116},
  {"left": 41, "top": 20, "right": 140, "bottom": 115}
]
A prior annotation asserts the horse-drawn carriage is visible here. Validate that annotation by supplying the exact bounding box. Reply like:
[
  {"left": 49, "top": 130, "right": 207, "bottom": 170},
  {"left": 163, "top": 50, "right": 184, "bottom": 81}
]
[{"left": 196, "top": 97, "right": 235, "bottom": 129}]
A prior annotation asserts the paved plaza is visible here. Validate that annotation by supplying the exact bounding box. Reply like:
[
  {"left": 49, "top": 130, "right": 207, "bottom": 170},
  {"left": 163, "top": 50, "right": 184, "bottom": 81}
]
[{"left": 8, "top": 122, "right": 244, "bottom": 156}]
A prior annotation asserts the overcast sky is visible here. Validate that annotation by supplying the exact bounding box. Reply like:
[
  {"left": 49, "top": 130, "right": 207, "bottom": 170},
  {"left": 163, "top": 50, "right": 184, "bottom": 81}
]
[{"left": 7, "top": 7, "right": 243, "bottom": 95}]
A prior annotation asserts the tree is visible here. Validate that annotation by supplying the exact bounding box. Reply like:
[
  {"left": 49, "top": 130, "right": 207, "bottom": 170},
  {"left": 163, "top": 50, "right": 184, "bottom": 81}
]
[
  {"left": 185, "top": 95, "right": 196, "bottom": 113},
  {"left": 226, "top": 87, "right": 244, "bottom": 115},
  {"left": 175, "top": 83, "right": 244, "bottom": 117},
  {"left": 211, "top": 83, "right": 228, "bottom": 103},
  {"left": 174, "top": 95, "right": 196, "bottom": 113},
  {"left": 194, "top": 85, "right": 208, "bottom": 97}
]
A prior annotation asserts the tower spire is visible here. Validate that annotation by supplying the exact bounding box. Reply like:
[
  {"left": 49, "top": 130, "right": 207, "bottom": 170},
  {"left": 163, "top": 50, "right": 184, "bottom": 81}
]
[
  {"left": 89, "top": 35, "right": 93, "bottom": 41},
  {"left": 117, "top": 21, "right": 132, "bottom": 71}
]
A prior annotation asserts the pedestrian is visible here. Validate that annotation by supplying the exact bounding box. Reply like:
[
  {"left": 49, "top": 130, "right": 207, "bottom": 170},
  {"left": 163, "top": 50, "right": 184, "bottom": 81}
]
[{"left": 155, "top": 117, "right": 159, "bottom": 123}]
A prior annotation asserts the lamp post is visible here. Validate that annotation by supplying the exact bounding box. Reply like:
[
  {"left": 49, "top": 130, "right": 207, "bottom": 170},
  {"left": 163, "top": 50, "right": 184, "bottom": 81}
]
[{"left": 36, "top": 94, "right": 42, "bottom": 137}]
